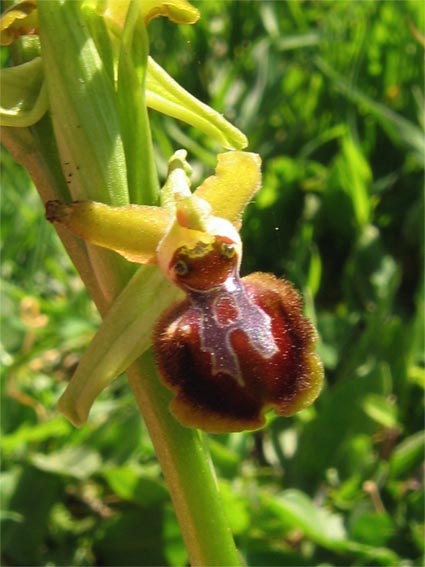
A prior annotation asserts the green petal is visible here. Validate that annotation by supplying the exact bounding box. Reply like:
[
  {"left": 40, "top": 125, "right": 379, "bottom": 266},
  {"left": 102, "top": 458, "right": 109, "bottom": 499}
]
[
  {"left": 57, "top": 265, "right": 182, "bottom": 426},
  {"left": 194, "top": 151, "right": 262, "bottom": 228},
  {"left": 0, "top": 57, "right": 48, "bottom": 127},
  {"left": 146, "top": 57, "right": 248, "bottom": 150}
]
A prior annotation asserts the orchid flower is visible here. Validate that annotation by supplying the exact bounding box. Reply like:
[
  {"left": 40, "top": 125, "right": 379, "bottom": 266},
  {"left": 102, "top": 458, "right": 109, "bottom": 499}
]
[{"left": 46, "top": 150, "right": 323, "bottom": 432}]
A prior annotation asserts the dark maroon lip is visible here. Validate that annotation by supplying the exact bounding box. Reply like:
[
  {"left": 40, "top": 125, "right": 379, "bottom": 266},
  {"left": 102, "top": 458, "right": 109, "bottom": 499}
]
[{"left": 153, "top": 271, "right": 323, "bottom": 432}]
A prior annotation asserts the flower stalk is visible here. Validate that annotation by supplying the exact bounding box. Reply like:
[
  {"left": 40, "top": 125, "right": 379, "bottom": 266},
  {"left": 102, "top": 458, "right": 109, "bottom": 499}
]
[{"left": 117, "top": 2, "right": 159, "bottom": 204}]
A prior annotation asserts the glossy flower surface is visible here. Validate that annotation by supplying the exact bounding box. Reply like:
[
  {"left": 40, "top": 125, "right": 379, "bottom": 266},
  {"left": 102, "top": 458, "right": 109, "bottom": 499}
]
[{"left": 154, "top": 222, "right": 323, "bottom": 432}]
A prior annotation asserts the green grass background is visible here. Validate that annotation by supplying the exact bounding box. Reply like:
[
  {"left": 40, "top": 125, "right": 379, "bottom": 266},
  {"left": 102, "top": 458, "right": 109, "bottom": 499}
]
[{"left": 1, "top": 1, "right": 424, "bottom": 565}]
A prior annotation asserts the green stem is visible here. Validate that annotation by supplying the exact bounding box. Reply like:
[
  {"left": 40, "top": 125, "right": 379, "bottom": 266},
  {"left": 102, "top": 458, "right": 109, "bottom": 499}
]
[
  {"left": 38, "top": 0, "right": 134, "bottom": 305},
  {"left": 118, "top": 1, "right": 159, "bottom": 205},
  {"left": 38, "top": 1, "right": 129, "bottom": 207},
  {"left": 1, "top": 124, "right": 107, "bottom": 312},
  {"left": 128, "top": 352, "right": 241, "bottom": 567}
]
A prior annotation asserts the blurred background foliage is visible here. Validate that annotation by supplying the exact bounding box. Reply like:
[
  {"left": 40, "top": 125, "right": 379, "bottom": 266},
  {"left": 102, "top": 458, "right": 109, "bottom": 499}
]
[{"left": 1, "top": 1, "right": 424, "bottom": 565}]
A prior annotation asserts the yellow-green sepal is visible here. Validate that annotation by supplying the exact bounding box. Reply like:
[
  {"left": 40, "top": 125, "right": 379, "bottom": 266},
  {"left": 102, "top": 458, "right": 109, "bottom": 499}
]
[{"left": 46, "top": 200, "right": 171, "bottom": 264}]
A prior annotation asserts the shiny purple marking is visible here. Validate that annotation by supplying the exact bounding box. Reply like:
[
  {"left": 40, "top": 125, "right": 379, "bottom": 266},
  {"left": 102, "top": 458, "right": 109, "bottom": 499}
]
[{"left": 188, "top": 274, "right": 279, "bottom": 386}]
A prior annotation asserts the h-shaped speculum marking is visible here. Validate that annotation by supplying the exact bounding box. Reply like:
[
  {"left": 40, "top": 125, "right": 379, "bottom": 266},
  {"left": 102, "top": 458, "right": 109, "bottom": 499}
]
[{"left": 189, "top": 275, "right": 279, "bottom": 386}]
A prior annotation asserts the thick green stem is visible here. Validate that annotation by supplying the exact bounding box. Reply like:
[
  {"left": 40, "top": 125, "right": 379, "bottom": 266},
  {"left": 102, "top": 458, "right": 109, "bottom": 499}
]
[
  {"left": 1, "top": 124, "right": 107, "bottom": 312},
  {"left": 118, "top": 1, "right": 159, "bottom": 205},
  {"left": 128, "top": 352, "right": 241, "bottom": 567}
]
